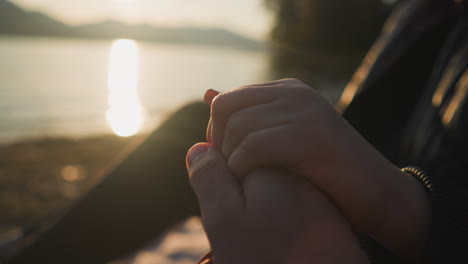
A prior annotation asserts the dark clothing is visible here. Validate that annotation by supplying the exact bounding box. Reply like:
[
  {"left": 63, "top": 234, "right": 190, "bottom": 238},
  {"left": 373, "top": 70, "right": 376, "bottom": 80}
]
[{"left": 342, "top": 0, "right": 468, "bottom": 262}]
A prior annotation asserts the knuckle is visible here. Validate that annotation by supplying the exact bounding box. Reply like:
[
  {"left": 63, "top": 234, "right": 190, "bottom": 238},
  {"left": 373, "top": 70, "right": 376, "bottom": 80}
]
[
  {"left": 282, "top": 78, "right": 307, "bottom": 87},
  {"left": 282, "top": 77, "right": 300, "bottom": 83},
  {"left": 291, "top": 81, "right": 313, "bottom": 92}
]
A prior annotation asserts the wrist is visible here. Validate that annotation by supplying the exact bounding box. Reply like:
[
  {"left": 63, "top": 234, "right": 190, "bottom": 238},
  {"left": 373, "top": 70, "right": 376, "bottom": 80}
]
[{"left": 369, "top": 165, "right": 431, "bottom": 262}]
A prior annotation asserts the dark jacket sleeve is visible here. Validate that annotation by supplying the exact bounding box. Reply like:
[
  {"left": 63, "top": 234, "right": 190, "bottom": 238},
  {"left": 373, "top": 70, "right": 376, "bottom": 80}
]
[
  {"left": 401, "top": 142, "right": 468, "bottom": 263},
  {"left": 419, "top": 159, "right": 468, "bottom": 263}
]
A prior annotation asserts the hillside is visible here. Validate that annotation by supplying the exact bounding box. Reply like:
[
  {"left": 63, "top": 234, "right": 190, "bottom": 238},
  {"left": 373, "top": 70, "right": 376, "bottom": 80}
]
[{"left": 0, "top": 0, "right": 264, "bottom": 49}]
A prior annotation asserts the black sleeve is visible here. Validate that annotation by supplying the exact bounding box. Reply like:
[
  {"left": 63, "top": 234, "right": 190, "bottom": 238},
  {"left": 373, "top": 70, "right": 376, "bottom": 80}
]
[{"left": 403, "top": 162, "right": 468, "bottom": 263}]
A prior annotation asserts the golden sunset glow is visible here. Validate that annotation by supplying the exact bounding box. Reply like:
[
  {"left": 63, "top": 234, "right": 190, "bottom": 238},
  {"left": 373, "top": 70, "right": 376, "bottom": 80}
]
[{"left": 106, "top": 39, "right": 144, "bottom": 137}]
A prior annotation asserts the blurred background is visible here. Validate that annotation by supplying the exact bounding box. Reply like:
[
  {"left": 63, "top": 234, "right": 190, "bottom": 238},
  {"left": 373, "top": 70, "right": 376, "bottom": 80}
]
[{"left": 0, "top": 0, "right": 395, "bottom": 262}]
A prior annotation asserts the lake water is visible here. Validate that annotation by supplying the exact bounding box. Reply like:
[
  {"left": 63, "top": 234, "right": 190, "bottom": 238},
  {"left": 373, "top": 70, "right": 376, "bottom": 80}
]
[{"left": 0, "top": 36, "right": 271, "bottom": 143}]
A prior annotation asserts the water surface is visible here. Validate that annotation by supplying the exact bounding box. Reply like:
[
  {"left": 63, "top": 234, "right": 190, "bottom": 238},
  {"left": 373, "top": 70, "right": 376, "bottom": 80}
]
[{"left": 0, "top": 36, "right": 270, "bottom": 142}]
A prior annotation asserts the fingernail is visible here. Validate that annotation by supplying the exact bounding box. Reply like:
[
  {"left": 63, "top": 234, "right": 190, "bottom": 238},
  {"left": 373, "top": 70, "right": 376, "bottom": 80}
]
[
  {"left": 187, "top": 143, "right": 211, "bottom": 168},
  {"left": 204, "top": 89, "right": 219, "bottom": 105}
]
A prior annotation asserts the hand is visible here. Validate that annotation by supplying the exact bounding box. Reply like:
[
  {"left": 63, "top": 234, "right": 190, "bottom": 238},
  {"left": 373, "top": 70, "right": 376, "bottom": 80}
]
[
  {"left": 186, "top": 143, "right": 369, "bottom": 264},
  {"left": 205, "top": 79, "right": 431, "bottom": 260}
]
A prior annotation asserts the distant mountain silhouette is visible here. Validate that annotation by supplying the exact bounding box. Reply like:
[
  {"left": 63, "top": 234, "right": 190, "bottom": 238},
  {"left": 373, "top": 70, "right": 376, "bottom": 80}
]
[{"left": 0, "top": 0, "right": 264, "bottom": 49}]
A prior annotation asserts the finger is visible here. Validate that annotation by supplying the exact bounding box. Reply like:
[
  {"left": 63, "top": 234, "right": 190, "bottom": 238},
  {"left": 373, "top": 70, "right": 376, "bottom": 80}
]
[
  {"left": 204, "top": 89, "right": 219, "bottom": 143},
  {"left": 211, "top": 84, "right": 287, "bottom": 149},
  {"left": 222, "top": 100, "right": 291, "bottom": 158},
  {"left": 228, "top": 124, "right": 303, "bottom": 178},
  {"left": 206, "top": 117, "right": 213, "bottom": 143},
  {"left": 205, "top": 90, "right": 220, "bottom": 144},
  {"left": 186, "top": 143, "right": 244, "bottom": 218},
  {"left": 204, "top": 89, "right": 220, "bottom": 106},
  {"left": 203, "top": 83, "right": 294, "bottom": 107},
  {"left": 210, "top": 79, "right": 308, "bottom": 149},
  {"left": 240, "top": 78, "right": 303, "bottom": 88}
]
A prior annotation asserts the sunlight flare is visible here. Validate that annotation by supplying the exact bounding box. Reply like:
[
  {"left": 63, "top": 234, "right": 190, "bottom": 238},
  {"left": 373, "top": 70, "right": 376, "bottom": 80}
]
[{"left": 106, "top": 39, "right": 144, "bottom": 137}]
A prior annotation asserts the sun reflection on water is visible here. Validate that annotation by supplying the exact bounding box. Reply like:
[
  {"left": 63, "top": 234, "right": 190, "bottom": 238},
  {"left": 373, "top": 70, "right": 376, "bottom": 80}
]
[{"left": 107, "top": 39, "right": 144, "bottom": 137}]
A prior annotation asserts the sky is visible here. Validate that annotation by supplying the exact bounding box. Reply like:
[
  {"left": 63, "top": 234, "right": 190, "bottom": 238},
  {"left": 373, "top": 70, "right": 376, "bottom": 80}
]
[{"left": 9, "top": 0, "right": 274, "bottom": 40}]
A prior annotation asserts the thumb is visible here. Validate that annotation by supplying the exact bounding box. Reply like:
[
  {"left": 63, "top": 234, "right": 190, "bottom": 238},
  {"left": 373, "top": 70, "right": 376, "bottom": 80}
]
[{"left": 186, "top": 143, "right": 244, "bottom": 218}]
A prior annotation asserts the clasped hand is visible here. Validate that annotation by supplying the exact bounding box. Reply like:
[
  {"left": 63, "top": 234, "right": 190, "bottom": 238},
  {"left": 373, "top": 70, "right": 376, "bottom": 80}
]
[{"left": 187, "top": 79, "right": 431, "bottom": 263}]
